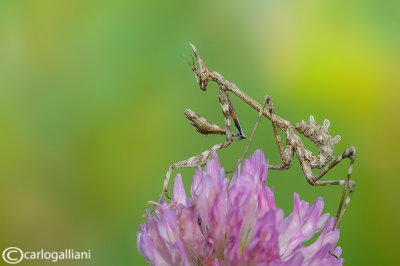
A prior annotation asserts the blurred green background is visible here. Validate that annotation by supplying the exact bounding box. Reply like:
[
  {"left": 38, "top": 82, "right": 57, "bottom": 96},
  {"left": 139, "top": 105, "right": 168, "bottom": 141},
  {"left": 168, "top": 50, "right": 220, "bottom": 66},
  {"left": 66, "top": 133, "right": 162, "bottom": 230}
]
[{"left": 0, "top": 0, "right": 399, "bottom": 265}]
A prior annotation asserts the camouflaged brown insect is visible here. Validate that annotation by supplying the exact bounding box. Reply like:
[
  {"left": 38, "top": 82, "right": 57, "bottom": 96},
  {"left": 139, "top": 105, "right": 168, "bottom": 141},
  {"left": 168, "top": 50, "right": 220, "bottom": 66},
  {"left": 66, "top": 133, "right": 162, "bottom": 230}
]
[{"left": 162, "top": 44, "right": 356, "bottom": 230}]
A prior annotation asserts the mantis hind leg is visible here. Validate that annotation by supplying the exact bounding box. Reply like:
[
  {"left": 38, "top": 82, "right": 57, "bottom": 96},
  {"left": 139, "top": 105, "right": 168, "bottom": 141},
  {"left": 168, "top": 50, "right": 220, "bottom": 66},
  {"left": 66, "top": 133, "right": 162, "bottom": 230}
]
[
  {"left": 265, "top": 95, "right": 294, "bottom": 170},
  {"left": 314, "top": 146, "right": 357, "bottom": 229},
  {"left": 227, "top": 94, "right": 295, "bottom": 173},
  {"left": 300, "top": 146, "right": 357, "bottom": 229}
]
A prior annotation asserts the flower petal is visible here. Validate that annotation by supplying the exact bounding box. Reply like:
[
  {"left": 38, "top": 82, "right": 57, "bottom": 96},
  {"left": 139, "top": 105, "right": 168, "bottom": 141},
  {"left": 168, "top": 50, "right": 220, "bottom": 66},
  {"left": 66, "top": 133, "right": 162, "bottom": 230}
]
[
  {"left": 138, "top": 150, "right": 343, "bottom": 265},
  {"left": 172, "top": 173, "right": 187, "bottom": 206},
  {"left": 205, "top": 151, "right": 221, "bottom": 178},
  {"left": 191, "top": 166, "right": 203, "bottom": 197},
  {"left": 158, "top": 209, "right": 180, "bottom": 245}
]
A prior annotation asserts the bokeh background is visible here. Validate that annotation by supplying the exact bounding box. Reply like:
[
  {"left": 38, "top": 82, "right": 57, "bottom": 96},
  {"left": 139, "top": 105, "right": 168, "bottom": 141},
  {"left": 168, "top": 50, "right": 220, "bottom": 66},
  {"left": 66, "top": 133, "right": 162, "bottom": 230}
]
[{"left": 0, "top": 0, "right": 399, "bottom": 265}]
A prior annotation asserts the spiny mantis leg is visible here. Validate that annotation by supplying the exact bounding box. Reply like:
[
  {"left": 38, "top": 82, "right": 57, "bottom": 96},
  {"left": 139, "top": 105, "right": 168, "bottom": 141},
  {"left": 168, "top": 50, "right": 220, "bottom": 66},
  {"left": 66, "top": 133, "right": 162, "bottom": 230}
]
[
  {"left": 184, "top": 109, "right": 244, "bottom": 141},
  {"left": 267, "top": 95, "right": 293, "bottom": 170},
  {"left": 299, "top": 146, "right": 356, "bottom": 229},
  {"left": 162, "top": 88, "right": 240, "bottom": 198},
  {"left": 227, "top": 94, "right": 245, "bottom": 139},
  {"left": 266, "top": 96, "right": 294, "bottom": 170},
  {"left": 219, "top": 88, "right": 234, "bottom": 141},
  {"left": 162, "top": 140, "right": 232, "bottom": 198},
  {"left": 227, "top": 95, "right": 294, "bottom": 173},
  {"left": 310, "top": 146, "right": 357, "bottom": 229}
]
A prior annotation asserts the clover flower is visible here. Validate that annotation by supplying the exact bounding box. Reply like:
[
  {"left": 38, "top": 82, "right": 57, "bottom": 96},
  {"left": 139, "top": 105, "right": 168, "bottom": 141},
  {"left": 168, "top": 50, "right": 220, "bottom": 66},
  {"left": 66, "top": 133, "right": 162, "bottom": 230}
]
[{"left": 137, "top": 150, "right": 343, "bottom": 265}]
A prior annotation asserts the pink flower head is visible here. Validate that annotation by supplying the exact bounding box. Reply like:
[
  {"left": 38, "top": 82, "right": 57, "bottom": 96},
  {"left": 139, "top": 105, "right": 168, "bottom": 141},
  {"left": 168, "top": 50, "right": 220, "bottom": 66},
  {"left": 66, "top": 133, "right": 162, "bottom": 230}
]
[{"left": 137, "top": 150, "right": 343, "bottom": 265}]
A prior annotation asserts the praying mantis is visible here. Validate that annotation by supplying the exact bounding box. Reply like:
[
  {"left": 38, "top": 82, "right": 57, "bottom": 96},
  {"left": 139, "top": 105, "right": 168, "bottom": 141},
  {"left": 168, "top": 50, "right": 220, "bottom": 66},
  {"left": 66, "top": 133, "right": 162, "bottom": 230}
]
[{"left": 162, "top": 43, "right": 356, "bottom": 229}]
